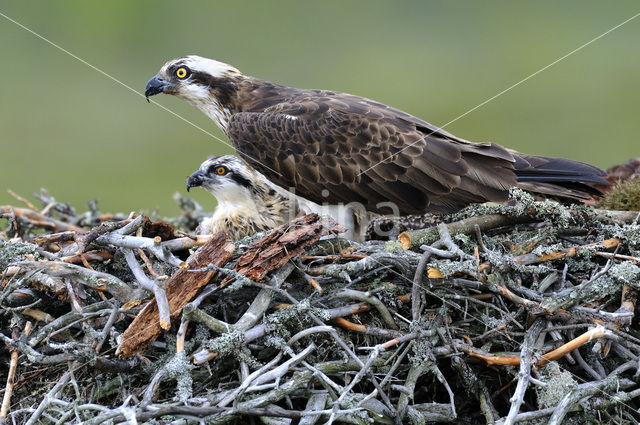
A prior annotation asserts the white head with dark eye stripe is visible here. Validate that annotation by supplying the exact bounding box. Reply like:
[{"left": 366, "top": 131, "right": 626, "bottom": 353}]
[
  {"left": 186, "top": 155, "right": 260, "bottom": 205},
  {"left": 145, "top": 56, "right": 242, "bottom": 130}
]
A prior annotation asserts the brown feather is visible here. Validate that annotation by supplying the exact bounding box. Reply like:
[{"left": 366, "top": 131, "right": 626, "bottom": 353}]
[{"left": 165, "top": 71, "right": 609, "bottom": 215}]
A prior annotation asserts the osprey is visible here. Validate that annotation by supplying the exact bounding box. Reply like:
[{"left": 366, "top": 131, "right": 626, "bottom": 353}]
[
  {"left": 186, "top": 155, "right": 302, "bottom": 240},
  {"left": 146, "top": 55, "right": 608, "bottom": 215},
  {"left": 187, "top": 155, "right": 370, "bottom": 240}
]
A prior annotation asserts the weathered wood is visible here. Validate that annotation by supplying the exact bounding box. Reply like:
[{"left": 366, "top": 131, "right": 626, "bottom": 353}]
[
  {"left": 0, "top": 206, "right": 85, "bottom": 232},
  {"left": 398, "top": 213, "right": 536, "bottom": 250},
  {"left": 14, "top": 260, "right": 135, "bottom": 302},
  {"left": 117, "top": 232, "right": 234, "bottom": 358},
  {"left": 7, "top": 186, "right": 640, "bottom": 423},
  {"left": 512, "top": 237, "right": 620, "bottom": 265},
  {"left": 230, "top": 213, "right": 345, "bottom": 283},
  {"left": 464, "top": 326, "right": 608, "bottom": 367},
  {"left": 398, "top": 209, "right": 637, "bottom": 250}
]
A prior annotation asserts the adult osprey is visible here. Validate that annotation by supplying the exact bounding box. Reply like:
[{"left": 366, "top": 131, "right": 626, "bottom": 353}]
[{"left": 145, "top": 55, "right": 607, "bottom": 214}]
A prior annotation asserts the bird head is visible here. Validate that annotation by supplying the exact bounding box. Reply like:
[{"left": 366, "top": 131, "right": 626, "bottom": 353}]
[
  {"left": 145, "top": 56, "right": 242, "bottom": 129},
  {"left": 186, "top": 155, "right": 257, "bottom": 204}
]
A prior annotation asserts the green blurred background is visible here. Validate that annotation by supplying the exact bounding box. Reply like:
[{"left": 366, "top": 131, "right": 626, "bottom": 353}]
[{"left": 1, "top": 1, "right": 639, "bottom": 217}]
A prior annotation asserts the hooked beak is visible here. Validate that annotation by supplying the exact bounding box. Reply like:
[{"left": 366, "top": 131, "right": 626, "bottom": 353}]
[
  {"left": 144, "top": 75, "right": 173, "bottom": 102},
  {"left": 186, "top": 170, "right": 206, "bottom": 192}
]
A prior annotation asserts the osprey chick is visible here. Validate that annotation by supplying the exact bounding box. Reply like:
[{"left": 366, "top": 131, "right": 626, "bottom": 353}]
[
  {"left": 186, "top": 155, "right": 301, "bottom": 240},
  {"left": 147, "top": 55, "right": 608, "bottom": 217}
]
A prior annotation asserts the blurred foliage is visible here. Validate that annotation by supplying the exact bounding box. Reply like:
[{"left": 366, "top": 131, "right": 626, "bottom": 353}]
[{"left": 1, "top": 1, "right": 639, "bottom": 215}]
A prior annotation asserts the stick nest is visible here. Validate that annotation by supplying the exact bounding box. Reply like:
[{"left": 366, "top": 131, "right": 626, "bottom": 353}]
[{"left": 1, "top": 188, "right": 640, "bottom": 425}]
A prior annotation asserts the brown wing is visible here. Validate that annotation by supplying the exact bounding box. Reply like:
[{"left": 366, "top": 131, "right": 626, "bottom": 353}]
[{"left": 226, "top": 92, "right": 519, "bottom": 215}]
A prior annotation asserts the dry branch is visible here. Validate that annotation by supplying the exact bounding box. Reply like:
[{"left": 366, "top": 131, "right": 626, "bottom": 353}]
[
  {"left": 398, "top": 208, "right": 637, "bottom": 250},
  {"left": 116, "top": 232, "right": 234, "bottom": 357},
  {"left": 2, "top": 189, "right": 640, "bottom": 424},
  {"left": 14, "top": 260, "right": 136, "bottom": 302},
  {"left": 0, "top": 205, "right": 85, "bottom": 232},
  {"left": 465, "top": 326, "right": 610, "bottom": 367},
  {"left": 399, "top": 213, "right": 537, "bottom": 250}
]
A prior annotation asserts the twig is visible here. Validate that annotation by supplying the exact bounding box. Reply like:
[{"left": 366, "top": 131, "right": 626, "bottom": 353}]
[
  {"left": 182, "top": 305, "right": 231, "bottom": 333},
  {"left": 117, "top": 232, "right": 234, "bottom": 357},
  {"left": 73, "top": 220, "right": 127, "bottom": 255},
  {"left": 512, "top": 238, "right": 620, "bottom": 266},
  {"left": 233, "top": 263, "right": 295, "bottom": 331},
  {"left": 503, "top": 318, "right": 545, "bottom": 425},
  {"left": 94, "top": 302, "right": 119, "bottom": 353},
  {"left": 332, "top": 288, "right": 398, "bottom": 330},
  {"left": 123, "top": 249, "right": 171, "bottom": 329},
  {"left": 0, "top": 206, "right": 84, "bottom": 232},
  {"left": 595, "top": 251, "right": 640, "bottom": 263},
  {"left": 222, "top": 344, "right": 316, "bottom": 406},
  {"left": 24, "top": 372, "right": 70, "bottom": 425},
  {"left": 540, "top": 251, "right": 620, "bottom": 313},
  {"left": 299, "top": 393, "right": 329, "bottom": 425},
  {"left": 14, "top": 260, "right": 138, "bottom": 303},
  {"left": 92, "top": 233, "right": 183, "bottom": 267},
  {"left": 28, "top": 301, "right": 111, "bottom": 347},
  {"left": 176, "top": 319, "right": 189, "bottom": 353},
  {"left": 65, "top": 278, "right": 83, "bottom": 313},
  {"left": 7, "top": 189, "right": 38, "bottom": 210},
  {"left": 0, "top": 324, "right": 30, "bottom": 420},
  {"left": 465, "top": 325, "right": 610, "bottom": 366},
  {"left": 331, "top": 317, "right": 403, "bottom": 339},
  {"left": 412, "top": 247, "right": 430, "bottom": 321},
  {"left": 547, "top": 361, "right": 636, "bottom": 425},
  {"left": 399, "top": 213, "right": 538, "bottom": 250}
]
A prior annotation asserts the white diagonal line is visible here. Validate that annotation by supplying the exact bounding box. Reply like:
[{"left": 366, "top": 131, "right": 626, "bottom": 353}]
[
  {"left": 0, "top": 10, "right": 282, "bottom": 177},
  {"left": 357, "top": 11, "right": 640, "bottom": 177}
]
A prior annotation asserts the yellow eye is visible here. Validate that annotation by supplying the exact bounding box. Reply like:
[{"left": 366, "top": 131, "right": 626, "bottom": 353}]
[
  {"left": 216, "top": 166, "right": 227, "bottom": 175},
  {"left": 175, "top": 67, "right": 190, "bottom": 79}
]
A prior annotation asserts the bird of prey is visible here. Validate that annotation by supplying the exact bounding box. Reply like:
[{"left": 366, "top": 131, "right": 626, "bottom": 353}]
[
  {"left": 146, "top": 55, "right": 607, "bottom": 217},
  {"left": 186, "top": 155, "right": 303, "bottom": 240}
]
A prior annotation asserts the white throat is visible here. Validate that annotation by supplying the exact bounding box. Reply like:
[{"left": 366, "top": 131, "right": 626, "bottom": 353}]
[
  {"left": 178, "top": 89, "right": 231, "bottom": 131},
  {"left": 199, "top": 98, "right": 231, "bottom": 132},
  {"left": 208, "top": 186, "right": 256, "bottom": 211}
]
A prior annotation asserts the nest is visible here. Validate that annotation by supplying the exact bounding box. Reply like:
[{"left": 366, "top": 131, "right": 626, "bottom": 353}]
[{"left": 1, "top": 188, "right": 640, "bottom": 425}]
